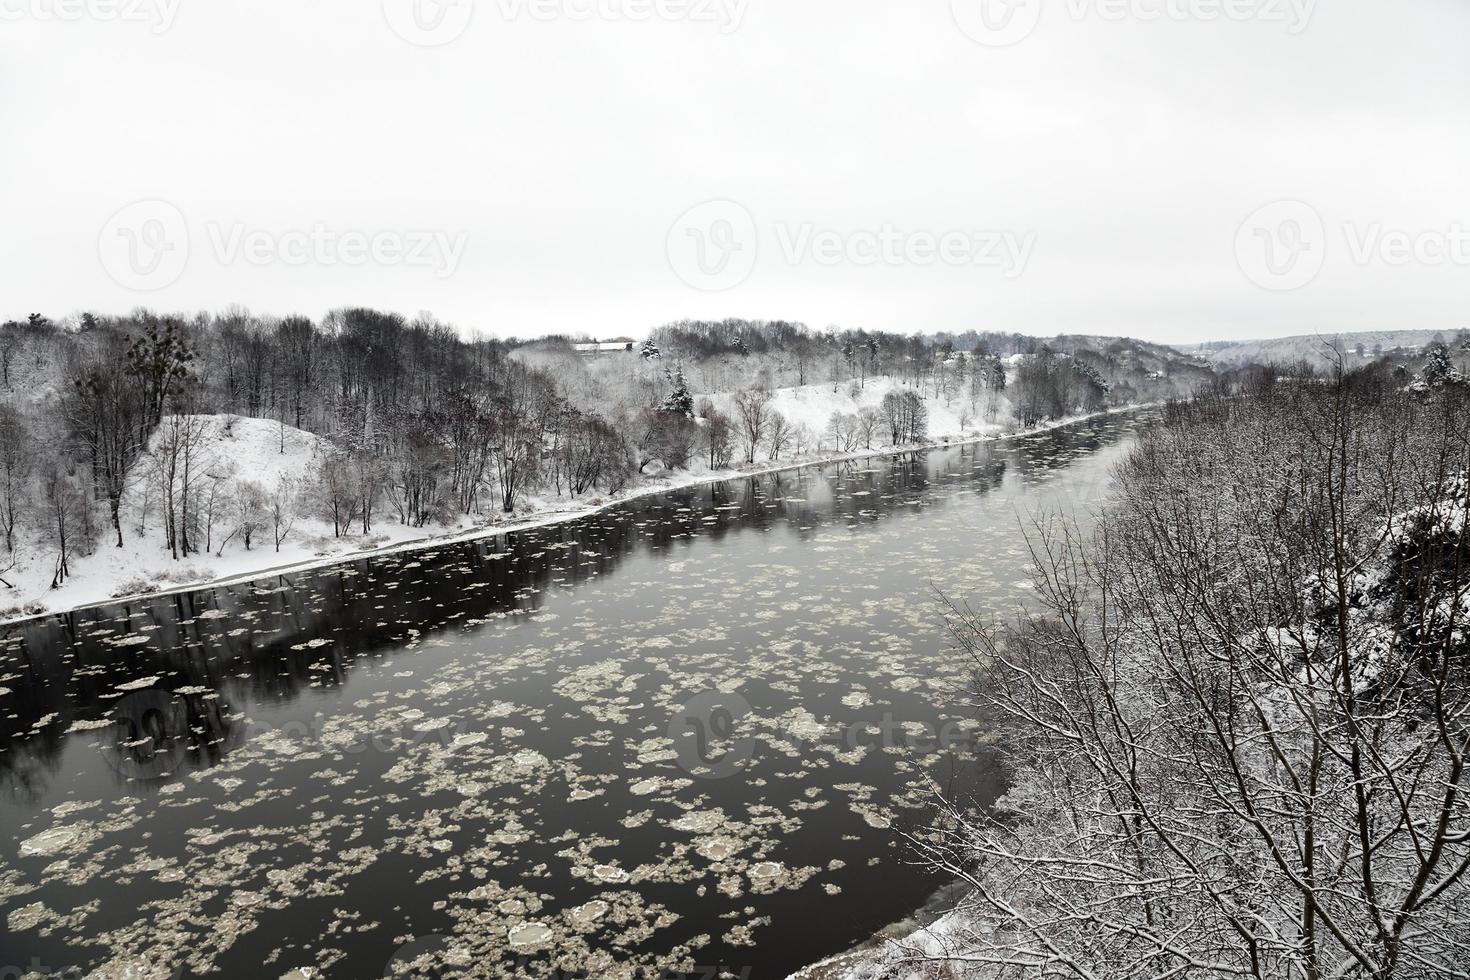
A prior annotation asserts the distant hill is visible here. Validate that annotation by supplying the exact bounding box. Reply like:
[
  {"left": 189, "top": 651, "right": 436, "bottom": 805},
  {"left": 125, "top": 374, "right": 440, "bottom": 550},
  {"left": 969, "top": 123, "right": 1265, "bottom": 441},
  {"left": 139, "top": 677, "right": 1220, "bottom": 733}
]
[
  {"left": 1045, "top": 334, "right": 1217, "bottom": 402},
  {"left": 940, "top": 331, "right": 1217, "bottom": 402},
  {"left": 1177, "top": 330, "right": 1463, "bottom": 370}
]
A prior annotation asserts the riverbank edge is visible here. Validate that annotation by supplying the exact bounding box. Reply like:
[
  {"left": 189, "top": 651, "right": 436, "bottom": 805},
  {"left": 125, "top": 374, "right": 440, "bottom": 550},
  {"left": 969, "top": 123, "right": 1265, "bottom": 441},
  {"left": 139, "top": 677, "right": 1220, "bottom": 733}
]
[
  {"left": 1, "top": 403, "right": 1152, "bottom": 627},
  {"left": 788, "top": 404, "right": 1157, "bottom": 980},
  {"left": 788, "top": 880, "right": 970, "bottom": 980}
]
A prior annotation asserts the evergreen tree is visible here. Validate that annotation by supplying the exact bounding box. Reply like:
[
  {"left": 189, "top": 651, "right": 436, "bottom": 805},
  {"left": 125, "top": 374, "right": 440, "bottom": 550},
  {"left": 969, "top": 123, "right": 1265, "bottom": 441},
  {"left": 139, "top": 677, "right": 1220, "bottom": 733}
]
[{"left": 660, "top": 366, "right": 694, "bottom": 417}]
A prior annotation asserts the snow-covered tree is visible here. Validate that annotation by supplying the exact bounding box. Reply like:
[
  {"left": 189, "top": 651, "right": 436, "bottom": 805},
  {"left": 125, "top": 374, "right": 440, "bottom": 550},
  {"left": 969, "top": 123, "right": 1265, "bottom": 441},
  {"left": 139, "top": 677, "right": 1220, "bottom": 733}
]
[
  {"left": 660, "top": 366, "right": 694, "bottom": 417},
  {"left": 920, "top": 377, "right": 1470, "bottom": 980},
  {"left": 1410, "top": 341, "right": 1467, "bottom": 393}
]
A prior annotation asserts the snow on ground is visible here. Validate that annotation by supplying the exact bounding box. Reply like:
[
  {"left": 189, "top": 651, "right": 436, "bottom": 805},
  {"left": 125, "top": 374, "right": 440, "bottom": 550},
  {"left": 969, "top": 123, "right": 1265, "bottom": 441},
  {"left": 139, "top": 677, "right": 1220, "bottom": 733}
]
[
  {"left": 713, "top": 376, "right": 1013, "bottom": 445},
  {"left": 0, "top": 415, "right": 435, "bottom": 622},
  {"left": 0, "top": 386, "right": 1119, "bottom": 625}
]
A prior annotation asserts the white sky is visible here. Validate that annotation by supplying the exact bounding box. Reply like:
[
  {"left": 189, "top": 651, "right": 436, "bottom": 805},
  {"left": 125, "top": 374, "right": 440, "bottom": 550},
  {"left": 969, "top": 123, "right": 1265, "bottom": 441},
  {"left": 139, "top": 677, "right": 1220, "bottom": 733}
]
[{"left": 2, "top": 0, "right": 1467, "bottom": 344}]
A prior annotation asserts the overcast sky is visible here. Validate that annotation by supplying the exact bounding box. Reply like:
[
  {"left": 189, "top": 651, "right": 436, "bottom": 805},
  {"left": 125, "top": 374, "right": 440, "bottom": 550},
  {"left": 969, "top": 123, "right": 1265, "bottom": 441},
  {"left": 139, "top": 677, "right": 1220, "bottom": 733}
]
[{"left": 2, "top": 0, "right": 1466, "bottom": 344}]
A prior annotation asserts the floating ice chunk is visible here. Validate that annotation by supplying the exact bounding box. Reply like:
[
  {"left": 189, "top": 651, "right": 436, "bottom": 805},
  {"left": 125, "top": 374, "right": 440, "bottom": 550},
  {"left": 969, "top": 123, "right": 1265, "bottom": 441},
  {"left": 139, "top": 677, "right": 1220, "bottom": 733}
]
[
  {"left": 669, "top": 811, "right": 722, "bottom": 833},
  {"left": 19, "top": 826, "right": 83, "bottom": 857},
  {"left": 592, "top": 864, "right": 629, "bottom": 883},
  {"left": 6, "top": 901, "right": 48, "bottom": 930},
  {"left": 568, "top": 900, "right": 608, "bottom": 926},
  {"left": 507, "top": 922, "right": 554, "bottom": 947}
]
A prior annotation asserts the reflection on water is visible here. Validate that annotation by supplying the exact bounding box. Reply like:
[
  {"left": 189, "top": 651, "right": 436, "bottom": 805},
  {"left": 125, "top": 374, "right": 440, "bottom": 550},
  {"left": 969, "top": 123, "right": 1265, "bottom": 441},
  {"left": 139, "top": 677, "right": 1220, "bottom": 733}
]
[{"left": 0, "top": 411, "right": 1153, "bottom": 979}]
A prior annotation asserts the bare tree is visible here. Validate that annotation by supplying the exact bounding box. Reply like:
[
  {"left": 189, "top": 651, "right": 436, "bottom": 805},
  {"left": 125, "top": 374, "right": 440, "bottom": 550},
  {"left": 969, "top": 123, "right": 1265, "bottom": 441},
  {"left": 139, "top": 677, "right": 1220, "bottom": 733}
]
[
  {"left": 700, "top": 402, "right": 735, "bottom": 470},
  {"left": 148, "top": 414, "right": 210, "bottom": 559},
  {"left": 199, "top": 461, "right": 236, "bottom": 554},
  {"left": 734, "top": 389, "right": 773, "bottom": 465},
  {"left": 219, "top": 480, "right": 268, "bottom": 552},
  {"left": 856, "top": 406, "right": 882, "bottom": 450},
  {"left": 270, "top": 475, "right": 300, "bottom": 552},
  {"left": 765, "top": 410, "right": 794, "bottom": 461},
  {"left": 317, "top": 451, "right": 361, "bottom": 537},
  {"left": 918, "top": 376, "right": 1470, "bottom": 980},
  {"left": 0, "top": 405, "right": 30, "bottom": 552},
  {"left": 39, "top": 457, "right": 90, "bottom": 588}
]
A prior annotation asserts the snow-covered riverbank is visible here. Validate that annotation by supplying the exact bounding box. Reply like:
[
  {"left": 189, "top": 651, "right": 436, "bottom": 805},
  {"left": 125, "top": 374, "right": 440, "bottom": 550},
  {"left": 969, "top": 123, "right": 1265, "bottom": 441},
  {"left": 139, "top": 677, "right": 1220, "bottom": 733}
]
[{"left": 0, "top": 403, "right": 1147, "bottom": 626}]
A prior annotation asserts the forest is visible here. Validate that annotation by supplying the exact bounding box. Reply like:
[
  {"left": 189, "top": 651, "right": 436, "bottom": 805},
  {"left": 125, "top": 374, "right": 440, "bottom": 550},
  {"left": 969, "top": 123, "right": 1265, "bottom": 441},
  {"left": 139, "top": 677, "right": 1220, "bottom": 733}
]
[
  {"left": 0, "top": 308, "right": 1210, "bottom": 614},
  {"left": 911, "top": 355, "right": 1470, "bottom": 979}
]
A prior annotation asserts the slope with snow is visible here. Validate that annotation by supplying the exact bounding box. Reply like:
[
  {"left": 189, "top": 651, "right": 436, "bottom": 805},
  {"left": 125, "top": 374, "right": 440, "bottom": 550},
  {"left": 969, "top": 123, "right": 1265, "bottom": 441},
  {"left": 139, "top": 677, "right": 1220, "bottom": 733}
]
[
  {"left": 1182, "top": 330, "right": 1453, "bottom": 369},
  {"left": 0, "top": 379, "right": 1084, "bottom": 623},
  {"left": 0, "top": 415, "right": 430, "bottom": 620}
]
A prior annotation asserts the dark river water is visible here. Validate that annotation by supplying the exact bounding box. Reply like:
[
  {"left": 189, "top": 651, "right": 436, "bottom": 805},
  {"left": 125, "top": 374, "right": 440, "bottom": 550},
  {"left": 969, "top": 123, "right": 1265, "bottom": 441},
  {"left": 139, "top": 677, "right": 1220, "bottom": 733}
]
[{"left": 0, "top": 410, "right": 1154, "bottom": 980}]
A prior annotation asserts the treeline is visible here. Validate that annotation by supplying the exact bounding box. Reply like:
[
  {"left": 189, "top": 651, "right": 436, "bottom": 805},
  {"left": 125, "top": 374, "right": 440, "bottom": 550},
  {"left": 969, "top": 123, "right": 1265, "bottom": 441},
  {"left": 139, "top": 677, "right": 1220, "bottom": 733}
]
[
  {"left": 642, "top": 318, "right": 1212, "bottom": 406},
  {"left": 923, "top": 365, "right": 1470, "bottom": 978},
  {"left": 8, "top": 308, "right": 1112, "bottom": 595},
  {"left": 0, "top": 308, "right": 647, "bottom": 590}
]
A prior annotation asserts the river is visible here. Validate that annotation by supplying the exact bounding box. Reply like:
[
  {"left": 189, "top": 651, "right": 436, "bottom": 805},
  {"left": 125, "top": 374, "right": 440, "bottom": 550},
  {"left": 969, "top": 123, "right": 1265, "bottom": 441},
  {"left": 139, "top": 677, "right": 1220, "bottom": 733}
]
[{"left": 0, "top": 410, "right": 1155, "bottom": 980}]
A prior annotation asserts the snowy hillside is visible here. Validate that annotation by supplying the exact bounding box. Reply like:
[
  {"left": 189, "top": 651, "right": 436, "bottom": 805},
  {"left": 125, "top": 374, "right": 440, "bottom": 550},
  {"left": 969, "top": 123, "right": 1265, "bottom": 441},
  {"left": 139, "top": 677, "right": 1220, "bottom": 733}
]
[
  {"left": 711, "top": 375, "right": 1015, "bottom": 447},
  {"left": 1183, "top": 330, "right": 1449, "bottom": 369},
  {"left": 0, "top": 415, "right": 429, "bottom": 620},
  {"left": 0, "top": 381, "right": 1094, "bottom": 623}
]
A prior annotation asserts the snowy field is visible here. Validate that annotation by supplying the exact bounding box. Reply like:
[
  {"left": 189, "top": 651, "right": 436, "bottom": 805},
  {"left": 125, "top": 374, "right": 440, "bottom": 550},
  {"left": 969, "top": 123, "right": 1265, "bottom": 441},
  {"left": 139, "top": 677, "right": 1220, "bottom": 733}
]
[{"left": 0, "top": 378, "right": 1122, "bottom": 625}]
